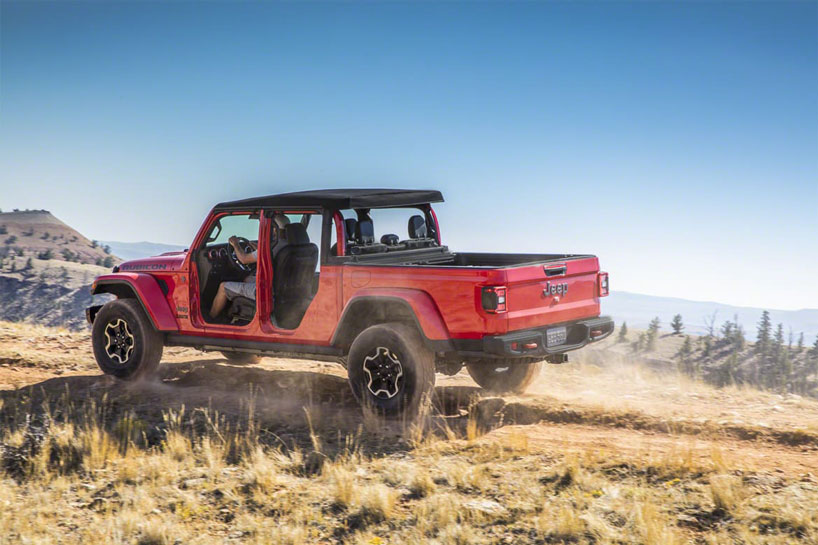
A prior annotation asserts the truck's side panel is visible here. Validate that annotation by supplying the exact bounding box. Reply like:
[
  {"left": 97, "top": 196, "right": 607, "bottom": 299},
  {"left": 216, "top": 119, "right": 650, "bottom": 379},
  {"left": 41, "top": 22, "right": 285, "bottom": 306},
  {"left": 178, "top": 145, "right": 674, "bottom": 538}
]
[{"left": 340, "top": 265, "right": 508, "bottom": 340}]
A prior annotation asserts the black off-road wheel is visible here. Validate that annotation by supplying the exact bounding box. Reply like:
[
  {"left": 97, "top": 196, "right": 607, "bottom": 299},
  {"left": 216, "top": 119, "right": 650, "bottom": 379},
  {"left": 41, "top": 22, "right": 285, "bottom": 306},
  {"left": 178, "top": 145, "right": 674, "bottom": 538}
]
[
  {"left": 92, "top": 299, "right": 163, "bottom": 380},
  {"left": 220, "top": 352, "right": 261, "bottom": 365},
  {"left": 466, "top": 360, "right": 543, "bottom": 394},
  {"left": 347, "top": 323, "right": 436, "bottom": 418}
]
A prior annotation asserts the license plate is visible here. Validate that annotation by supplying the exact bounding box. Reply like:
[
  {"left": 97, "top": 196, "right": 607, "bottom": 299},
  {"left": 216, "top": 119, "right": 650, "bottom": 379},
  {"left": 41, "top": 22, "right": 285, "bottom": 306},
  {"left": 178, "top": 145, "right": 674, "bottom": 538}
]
[{"left": 546, "top": 326, "right": 567, "bottom": 347}]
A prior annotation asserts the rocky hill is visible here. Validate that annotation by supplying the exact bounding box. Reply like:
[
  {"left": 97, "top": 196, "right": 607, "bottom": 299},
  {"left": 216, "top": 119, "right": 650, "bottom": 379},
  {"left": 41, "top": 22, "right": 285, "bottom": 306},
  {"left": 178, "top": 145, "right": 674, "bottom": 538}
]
[
  {"left": 0, "top": 210, "right": 119, "bottom": 266},
  {"left": 0, "top": 210, "right": 118, "bottom": 330}
]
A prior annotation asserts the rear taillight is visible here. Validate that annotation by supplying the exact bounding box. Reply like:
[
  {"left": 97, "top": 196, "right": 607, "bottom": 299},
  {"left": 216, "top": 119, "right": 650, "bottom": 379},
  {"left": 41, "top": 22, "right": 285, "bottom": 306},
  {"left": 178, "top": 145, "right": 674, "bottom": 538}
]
[
  {"left": 481, "top": 286, "right": 507, "bottom": 313},
  {"left": 598, "top": 272, "right": 609, "bottom": 297}
]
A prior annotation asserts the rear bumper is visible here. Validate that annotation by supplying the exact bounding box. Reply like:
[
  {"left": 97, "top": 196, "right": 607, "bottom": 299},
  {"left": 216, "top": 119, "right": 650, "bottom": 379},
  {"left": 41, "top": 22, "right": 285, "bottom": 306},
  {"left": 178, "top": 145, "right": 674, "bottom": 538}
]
[{"left": 480, "top": 316, "right": 614, "bottom": 358}]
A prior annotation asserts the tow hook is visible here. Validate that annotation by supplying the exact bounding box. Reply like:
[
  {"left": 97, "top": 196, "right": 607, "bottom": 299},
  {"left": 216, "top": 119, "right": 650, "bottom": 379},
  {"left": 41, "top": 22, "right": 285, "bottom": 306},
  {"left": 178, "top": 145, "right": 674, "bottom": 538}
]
[{"left": 545, "top": 354, "right": 568, "bottom": 365}]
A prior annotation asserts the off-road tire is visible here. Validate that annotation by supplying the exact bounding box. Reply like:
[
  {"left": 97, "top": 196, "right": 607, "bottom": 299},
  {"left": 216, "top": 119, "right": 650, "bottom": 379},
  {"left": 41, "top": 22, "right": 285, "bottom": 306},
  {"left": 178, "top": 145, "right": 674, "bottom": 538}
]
[
  {"left": 220, "top": 352, "right": 261, "bottom": 365},
  {"left": 466, "top": 360, "right": 543, "bottom": 394},
  {"left": 92, "top": 299, "right": 163, "bottom": 380},
  {"left": 347, "top": 322, "right": 435, "bottom": 418}
]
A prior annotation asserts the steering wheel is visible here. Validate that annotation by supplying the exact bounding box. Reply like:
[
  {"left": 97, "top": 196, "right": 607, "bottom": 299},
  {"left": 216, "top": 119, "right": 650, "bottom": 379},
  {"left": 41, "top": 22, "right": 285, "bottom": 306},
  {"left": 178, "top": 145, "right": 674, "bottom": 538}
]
[{"left": 228, "top": 237, "right": 256, "bottom": 273}]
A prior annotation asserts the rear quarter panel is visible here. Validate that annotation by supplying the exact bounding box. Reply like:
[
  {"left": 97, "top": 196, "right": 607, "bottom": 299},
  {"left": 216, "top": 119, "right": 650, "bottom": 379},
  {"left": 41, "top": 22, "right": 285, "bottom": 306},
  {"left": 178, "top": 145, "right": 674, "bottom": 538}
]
[{"left": 341, "top": 265, "right": 507, "bottom": 341}]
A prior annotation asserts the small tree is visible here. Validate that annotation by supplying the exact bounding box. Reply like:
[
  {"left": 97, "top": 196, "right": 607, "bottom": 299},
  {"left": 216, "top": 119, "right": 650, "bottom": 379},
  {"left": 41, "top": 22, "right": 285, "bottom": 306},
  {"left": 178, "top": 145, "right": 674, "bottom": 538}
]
[
  {"left": 91, "top": 239, "right": 98, "bottom": 248},
  {"left": 10, "top": 261, "right": 16, "bottom": 273},
  {"left": 617, "top": 322, "right": 628, "bottom": 342},
  {"left": 5, "top": 235, "right": 17, "bottom": 245},
  {"left": 632, "top": 332, "right": 646, "bottom": 354},
  {"left": 24, "top": 257, "right": 33, "bottom": 270},
  {"left": 703, "top": 311, "right": 718, "bottom": 339},
  {"left": 37, "top": 249, "right": 54, "bottom": 260},
  {"left": 796, "top": 332, "right": 804, "bottom": 353},
  {"left": 22, "top": 228, "right": 33, "bottom": 237},
  {"left": 103, "top": 245, "right": 111, "bottom": 255},
  {"left": 60, "top": 267, "right": 69, "bottom": 282},
  {"left": 15, "top": 247, "right": 23, "bottom": 256},
  {"left": 720, "top": 319, "right": 735, "bottom": 341},
  {"left": 102, "top": 256, "right": 114, "bottom": 268},
  {"left": 0, "top": 225, "right": 6, "bottom": 234},
  {"left": 646, "top": 317, "right": 661, "bottom": 350},
  {"left": 676, "top": 335, "right": 694, "bottom": 376},
  {"left": 756, "top": 311, "right": 772, "bottom": 357},
  {"left": 670, "top": 314, "right": 684, "bottom": 335}
]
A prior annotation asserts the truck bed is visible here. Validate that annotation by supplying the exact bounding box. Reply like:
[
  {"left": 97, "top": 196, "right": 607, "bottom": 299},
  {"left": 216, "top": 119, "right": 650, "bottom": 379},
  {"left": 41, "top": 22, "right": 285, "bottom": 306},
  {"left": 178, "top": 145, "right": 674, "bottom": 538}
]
[
  {"left": 340, "top": 247, "right": 604, "bottom": 338},
  {"left": 343, "top": 247, "right": 593, "bottom": 268}
]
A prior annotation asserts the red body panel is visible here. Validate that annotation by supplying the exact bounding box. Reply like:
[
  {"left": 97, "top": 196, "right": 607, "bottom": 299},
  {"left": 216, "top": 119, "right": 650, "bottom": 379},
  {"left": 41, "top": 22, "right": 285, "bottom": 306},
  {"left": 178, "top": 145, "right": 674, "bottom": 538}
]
[
  {"left": 94, "top": 272, "right": 179, "bottom": 331},
  {"left": 92, "top": 204, "right": 606, "bottom": 352}
]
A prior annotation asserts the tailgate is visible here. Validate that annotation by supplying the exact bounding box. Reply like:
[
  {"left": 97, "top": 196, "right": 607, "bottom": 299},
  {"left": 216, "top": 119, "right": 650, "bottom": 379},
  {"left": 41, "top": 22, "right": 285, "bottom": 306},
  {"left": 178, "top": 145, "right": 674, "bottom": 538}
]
[{"left": 503, "top": 256, "right": 600, "bottom": 332}]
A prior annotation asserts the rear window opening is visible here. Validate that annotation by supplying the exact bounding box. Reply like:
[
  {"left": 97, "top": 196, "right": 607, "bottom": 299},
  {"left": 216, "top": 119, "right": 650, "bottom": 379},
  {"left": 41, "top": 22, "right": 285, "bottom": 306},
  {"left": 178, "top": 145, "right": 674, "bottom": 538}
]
[{"left": 334, "top": 207, "right": 439, "bottom": 256}]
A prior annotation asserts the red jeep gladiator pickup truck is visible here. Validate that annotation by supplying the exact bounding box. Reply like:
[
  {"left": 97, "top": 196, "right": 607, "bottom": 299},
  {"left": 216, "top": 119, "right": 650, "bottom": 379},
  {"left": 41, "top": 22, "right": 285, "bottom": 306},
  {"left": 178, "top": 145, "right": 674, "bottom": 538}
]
[{"left": 87, "top": 189, "right": 612, "bottom": 416}]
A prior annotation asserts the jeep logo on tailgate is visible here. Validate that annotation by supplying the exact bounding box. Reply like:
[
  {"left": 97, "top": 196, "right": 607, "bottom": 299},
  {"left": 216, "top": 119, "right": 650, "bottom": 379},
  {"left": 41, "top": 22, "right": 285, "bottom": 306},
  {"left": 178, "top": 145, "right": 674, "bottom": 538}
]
[{"left": 543, "top": 281, "right": 568, "bottom": 297}]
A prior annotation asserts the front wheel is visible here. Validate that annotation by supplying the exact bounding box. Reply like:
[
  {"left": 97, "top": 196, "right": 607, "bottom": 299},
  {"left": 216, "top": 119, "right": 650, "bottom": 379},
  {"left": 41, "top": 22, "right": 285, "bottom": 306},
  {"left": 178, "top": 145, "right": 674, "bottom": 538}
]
[
  {"left": 466, "top": 360, "right": 543, "bottom": 394},
  {"left": 347, "top": 323, "right": 435, "bottom": 418},
  {"left": 92, "top": 299, "right": 163, "bottom": 380}
]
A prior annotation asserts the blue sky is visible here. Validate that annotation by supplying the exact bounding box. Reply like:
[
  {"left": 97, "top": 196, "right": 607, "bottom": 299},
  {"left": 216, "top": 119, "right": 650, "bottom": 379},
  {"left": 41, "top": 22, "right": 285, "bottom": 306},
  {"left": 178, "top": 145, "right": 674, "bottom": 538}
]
[{"left": 1, "top": 1, "right": 816, "bottom": 310}]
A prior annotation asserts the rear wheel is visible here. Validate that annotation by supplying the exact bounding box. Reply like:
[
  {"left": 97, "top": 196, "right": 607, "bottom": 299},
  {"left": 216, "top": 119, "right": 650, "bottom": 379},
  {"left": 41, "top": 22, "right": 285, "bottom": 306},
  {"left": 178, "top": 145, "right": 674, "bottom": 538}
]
[
  {"left": 92, "top": 299, "right": 163, "bottom": 380},
  {"left": 466, "top": 360, "right": 543, "bottom": 394},
  {"left": 347, "top": 323, "right": 435, "bottom": 418},
  {"left": 220, "top": 352, "right": 261, "bottom": 365}
]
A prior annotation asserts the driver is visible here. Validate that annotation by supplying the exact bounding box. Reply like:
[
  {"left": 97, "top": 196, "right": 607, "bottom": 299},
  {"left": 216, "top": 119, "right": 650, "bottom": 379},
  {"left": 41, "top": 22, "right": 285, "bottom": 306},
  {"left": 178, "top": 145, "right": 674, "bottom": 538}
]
[{"left": 208, "top": 214, "right": 288, "bottom": 319}]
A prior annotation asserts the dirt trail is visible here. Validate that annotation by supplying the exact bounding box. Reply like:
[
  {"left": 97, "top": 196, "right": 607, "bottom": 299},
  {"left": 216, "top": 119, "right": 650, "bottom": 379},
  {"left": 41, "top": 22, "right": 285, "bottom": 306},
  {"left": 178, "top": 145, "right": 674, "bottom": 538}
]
[{"left": 1, "top": 321, "right": 816, "bottom": 475}]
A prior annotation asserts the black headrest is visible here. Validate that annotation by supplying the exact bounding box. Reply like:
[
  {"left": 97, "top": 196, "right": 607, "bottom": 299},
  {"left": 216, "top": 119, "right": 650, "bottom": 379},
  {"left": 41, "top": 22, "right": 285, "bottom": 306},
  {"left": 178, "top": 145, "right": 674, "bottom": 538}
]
[
  {"left": 284, "top": 223, "right": 310, "bottom": 245},
  {"left": 356, "top": 219, "right": 375, "bottom": 244},
  {"left": 380, "top": 234, "right": 399, "bottom": 246},
  {"left": 344, "top": 218, "right": 357, "bottom": 241},
  {"left": 408, "top": 215, "right": 427, "bottom": 238}
]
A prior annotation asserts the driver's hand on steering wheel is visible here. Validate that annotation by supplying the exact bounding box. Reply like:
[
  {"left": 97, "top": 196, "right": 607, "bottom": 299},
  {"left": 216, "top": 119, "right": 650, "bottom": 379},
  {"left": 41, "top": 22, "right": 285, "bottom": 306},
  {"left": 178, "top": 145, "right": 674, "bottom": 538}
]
[{"left": 228, "top": 236, "right": 239, "bottom": 249}]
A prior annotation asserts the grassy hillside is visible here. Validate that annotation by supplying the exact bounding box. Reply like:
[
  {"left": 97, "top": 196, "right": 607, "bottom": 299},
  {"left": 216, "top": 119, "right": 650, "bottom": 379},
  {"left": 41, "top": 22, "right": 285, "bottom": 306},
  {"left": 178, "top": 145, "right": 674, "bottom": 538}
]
[{"left": 588, "top": 323, "right": 818, "bottom": 399}]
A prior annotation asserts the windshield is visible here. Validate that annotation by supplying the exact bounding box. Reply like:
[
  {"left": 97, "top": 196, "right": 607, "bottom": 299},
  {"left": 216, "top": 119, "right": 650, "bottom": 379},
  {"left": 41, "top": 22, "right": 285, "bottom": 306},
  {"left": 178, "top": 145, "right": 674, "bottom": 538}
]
[{"left": 206, "top": 214, "right": 259, "bottom": 246}]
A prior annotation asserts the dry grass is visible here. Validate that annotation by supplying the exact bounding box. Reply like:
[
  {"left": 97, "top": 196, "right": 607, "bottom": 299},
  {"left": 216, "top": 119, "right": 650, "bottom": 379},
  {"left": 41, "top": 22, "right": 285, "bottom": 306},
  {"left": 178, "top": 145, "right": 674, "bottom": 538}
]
[
  {"left": 0, "top": 403, "right": 816, "bottom": 544},
  {"left": 1, "top": 321, "right": 817, "bottom": 544}
]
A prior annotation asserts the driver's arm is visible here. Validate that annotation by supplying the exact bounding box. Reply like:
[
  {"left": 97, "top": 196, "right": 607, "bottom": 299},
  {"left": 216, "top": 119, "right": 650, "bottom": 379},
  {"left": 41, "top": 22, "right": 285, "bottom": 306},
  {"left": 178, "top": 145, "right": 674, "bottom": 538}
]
[{"left": 229, "top": 237, "right": 258, "bottom": 265}]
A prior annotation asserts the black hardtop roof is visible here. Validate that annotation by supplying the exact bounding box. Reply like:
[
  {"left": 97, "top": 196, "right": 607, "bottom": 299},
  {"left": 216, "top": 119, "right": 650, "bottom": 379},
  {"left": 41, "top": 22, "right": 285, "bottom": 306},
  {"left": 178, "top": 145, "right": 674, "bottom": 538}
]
[{"left": 214, "top": 188, "right": 444, "bottom": 211}]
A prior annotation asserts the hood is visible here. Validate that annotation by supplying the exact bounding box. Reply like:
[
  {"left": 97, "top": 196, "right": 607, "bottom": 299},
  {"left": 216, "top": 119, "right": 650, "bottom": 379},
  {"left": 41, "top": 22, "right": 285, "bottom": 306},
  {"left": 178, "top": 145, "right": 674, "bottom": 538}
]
[{"left": 116, "top": 251, "right": 187, "bottom": 273}]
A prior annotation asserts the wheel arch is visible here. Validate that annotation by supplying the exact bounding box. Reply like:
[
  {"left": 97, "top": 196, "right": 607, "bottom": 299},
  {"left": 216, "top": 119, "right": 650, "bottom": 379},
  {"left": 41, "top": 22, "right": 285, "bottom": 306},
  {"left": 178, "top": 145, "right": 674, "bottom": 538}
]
[
  {"left": 91, "top": 274, "right": 178, "bottom": 331},
  {"left": 331, "top": 291, "right": 453, "bottom": 354}
]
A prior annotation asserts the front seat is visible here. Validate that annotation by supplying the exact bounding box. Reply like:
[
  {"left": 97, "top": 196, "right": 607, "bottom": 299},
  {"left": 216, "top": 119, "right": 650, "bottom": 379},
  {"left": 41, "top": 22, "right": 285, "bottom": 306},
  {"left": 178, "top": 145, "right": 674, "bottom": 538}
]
[{"left": 273, "top": 223, "right": 319, "bottom": 329}]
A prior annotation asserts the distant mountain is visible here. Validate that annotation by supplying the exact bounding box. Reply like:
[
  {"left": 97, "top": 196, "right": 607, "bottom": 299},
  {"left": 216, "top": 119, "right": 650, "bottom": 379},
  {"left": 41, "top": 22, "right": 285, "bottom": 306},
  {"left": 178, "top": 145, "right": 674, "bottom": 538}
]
[
  {"left": 605, "top": 291, "right": 818, "bottom": 343},
  {"left": 99, "top": 241, "right": 187, "bottom": 261}
]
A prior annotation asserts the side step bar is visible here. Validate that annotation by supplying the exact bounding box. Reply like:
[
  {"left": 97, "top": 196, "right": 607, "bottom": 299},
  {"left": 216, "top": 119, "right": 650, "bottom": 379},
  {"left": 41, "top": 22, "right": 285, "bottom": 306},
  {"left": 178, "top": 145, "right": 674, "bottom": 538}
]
[{"left": 164, "top": 334, "right": 345, "bottom": 364}]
